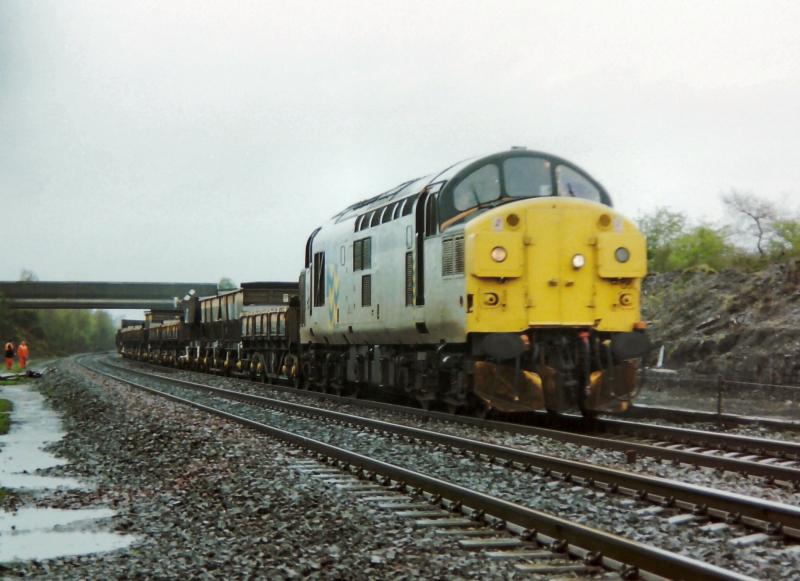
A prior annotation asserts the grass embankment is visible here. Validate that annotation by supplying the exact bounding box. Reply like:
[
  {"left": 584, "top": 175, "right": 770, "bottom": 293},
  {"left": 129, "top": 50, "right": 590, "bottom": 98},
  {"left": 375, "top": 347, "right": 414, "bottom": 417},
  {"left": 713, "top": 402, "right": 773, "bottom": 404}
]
[{"left": 0, "top": 398, "right": 12, "bottom": 434}]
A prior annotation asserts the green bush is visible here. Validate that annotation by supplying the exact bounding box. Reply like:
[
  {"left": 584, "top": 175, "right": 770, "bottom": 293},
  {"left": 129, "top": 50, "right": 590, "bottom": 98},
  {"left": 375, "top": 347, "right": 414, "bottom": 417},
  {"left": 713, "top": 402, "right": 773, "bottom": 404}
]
[
  {"left": 770, "top": 219, "right": 800, "bottom": 257},
  {"left": 637, "top": 208, "right": 688, "bottom": 272},
  {"left": 666, "top": 226, "right": 732, "bottom": 271}
]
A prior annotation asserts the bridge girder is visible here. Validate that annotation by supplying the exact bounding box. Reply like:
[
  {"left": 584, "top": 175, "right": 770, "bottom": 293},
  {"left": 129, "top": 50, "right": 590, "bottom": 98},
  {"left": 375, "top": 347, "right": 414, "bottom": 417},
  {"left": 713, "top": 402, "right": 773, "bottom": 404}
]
[{"left": 0, "top": 281, "right": 219, "bottom": 310}]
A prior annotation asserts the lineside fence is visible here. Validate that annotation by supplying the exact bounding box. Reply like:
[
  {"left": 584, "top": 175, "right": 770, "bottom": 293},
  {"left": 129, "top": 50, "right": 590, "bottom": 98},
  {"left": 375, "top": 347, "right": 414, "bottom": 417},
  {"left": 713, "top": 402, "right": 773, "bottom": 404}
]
[{"left": 640, "top": 369, "right": 800, "bottom": 422}]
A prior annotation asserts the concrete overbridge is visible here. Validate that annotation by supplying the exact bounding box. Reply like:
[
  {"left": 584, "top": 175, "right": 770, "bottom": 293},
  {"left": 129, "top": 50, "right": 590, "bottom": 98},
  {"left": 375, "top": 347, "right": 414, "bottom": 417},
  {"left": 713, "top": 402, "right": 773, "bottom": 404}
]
[{"left": 0, "top": 281, "right": 220, "bottom": 310}]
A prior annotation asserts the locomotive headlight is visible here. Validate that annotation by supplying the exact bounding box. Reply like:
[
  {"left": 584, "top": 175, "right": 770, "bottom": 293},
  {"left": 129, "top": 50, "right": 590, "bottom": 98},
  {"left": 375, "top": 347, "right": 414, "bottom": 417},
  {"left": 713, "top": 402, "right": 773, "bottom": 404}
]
[
  {"left": 490, "top": 246, "right": 507, "bottom": 262},
  {"left": 571, "top": 254, "right": 586, "bottom": 269},
  {"left": 615, "top": 247, "right": 630, "bottom": 263}
]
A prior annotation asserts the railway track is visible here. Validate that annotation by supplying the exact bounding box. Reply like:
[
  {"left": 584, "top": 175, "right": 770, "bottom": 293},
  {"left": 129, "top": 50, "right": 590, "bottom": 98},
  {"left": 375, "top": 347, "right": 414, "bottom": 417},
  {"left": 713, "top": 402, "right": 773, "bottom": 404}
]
[
  {"left": 618, "top": 404, "right": 800, "bottom": 432},
  {"left": 73, "top": 356, "right": 800, "bottom": 578},
  {"left": 78, "top": 354, "right": 762, "bottom": 580},
  {"left": 117, "top": 356, "right": 800, "bottom": 487},
  {"left": 89, "top": 357, "right": 800, "bottom": 539}
]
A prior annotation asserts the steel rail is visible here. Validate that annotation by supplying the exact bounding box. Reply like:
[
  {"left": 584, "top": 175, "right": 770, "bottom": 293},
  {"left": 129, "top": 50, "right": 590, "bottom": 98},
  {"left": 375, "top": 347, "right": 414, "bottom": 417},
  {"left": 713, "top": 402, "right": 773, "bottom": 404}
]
[
  {"left": 117, "top": 359, "right": 800, "bottom": 484},
  {"left": 80, "top": 358, "right": 754, "bottom": 581},
  {"left": 97, "top": 359, "right": 800, "bottom": 537},
  {"left": 620, "top": 404, "right": 800, "bottom": 432},
  {"left": 112, "top": 357, "right": 800, "bottom": 483},
  {"left": 591, "top": 417, "right": 800, "bottom": 460}
]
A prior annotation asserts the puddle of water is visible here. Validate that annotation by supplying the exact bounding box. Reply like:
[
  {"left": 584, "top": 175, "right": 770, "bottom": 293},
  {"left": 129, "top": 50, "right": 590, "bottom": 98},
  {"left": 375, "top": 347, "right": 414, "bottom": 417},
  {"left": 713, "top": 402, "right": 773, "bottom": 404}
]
[
  {"left": 0, "top": 531, "right": 137, "bottom": 562},
  {"left": 0, "top": 384, "right": 83, "bottom": 490},
  {"left": 0, "top": 384, "right": 137, "bottom": 562},
  {"left": 0, "top": 507, "right": 117, "bottom": 533}
]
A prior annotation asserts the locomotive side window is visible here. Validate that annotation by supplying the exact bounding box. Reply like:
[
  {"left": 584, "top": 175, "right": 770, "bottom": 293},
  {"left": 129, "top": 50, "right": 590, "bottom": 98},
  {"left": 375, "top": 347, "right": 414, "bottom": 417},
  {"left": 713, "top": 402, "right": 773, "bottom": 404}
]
[
  {"left": 453, "top": 164, "right": 500, "bottom": 211},
  {"left": 313, "top": 251, "right": 326, "bottom": 307},
  {"left": 556, "top": 165, "right": 602, "bottom": 203},
  {"left": 401, "top": 196, "right": 414, "bottom": 216},
  {"left": 424, "top": 194, "right": 438, "bottom": 237},
  {"left": 354, "top": 237, "right": 372, "bottom": 271},
  {"left": 369, "top": 210, "right": 381, "bottom": 228},
  {"left": 504, "top": 157, "right": 552, "bottom": 198}
]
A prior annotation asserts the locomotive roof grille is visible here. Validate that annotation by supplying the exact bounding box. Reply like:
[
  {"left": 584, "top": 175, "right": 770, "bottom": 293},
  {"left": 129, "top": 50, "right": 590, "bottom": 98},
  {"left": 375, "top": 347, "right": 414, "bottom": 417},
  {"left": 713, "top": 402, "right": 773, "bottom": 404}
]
[{"left": 326, "top": 150, "right": 611, "bottom": 231}]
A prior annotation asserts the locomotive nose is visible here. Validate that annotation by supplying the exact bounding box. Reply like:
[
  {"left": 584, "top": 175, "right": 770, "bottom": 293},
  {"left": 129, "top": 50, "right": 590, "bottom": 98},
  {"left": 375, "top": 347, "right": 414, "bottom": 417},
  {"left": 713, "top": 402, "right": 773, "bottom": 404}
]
[
  {"left": 521, "top": 200, "right": 646, "bottom": 330},
  {"left": 465, "top": 198, "right": 646, "bottom": 332}
]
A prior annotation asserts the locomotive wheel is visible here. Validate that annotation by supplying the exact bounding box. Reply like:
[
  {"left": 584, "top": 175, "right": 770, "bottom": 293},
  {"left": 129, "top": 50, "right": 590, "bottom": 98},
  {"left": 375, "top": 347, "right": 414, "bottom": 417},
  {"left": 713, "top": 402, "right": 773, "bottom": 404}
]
[
  {"left": 283, "top": 354, "right": 303, "bottom": 388},
  {"left": 416, "top": 396, "right": 432, "bottom": 411},
  {"left": 252, "top": 354, "right": 268, "bottom": 383},
  {"left": 467, "top": 393, "right": 491, "bottom": 419},
  {"left": 291, "top": 367, "right": 304, "bottom": 389}
]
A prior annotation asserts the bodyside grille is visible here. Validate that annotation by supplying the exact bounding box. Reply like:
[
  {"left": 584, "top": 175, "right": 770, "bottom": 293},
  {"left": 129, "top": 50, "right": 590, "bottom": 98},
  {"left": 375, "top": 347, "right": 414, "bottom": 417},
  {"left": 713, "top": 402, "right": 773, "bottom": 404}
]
[{"left": 442, "top": 235, "right": 464, "bottom": 276}]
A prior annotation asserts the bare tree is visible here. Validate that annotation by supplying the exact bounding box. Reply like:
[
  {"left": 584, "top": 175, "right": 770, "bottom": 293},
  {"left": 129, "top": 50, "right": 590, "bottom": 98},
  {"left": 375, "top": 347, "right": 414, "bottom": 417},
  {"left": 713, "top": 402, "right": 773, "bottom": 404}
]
[{"left": 721, "top": 190, "right": 776, "bottom": 258}]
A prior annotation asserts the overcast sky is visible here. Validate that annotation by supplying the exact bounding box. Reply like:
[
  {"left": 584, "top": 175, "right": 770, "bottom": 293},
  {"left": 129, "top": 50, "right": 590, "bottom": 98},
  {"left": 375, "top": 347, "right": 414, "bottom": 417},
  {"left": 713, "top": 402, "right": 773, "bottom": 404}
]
[{"left": 2, "top": 0, "right": 800, "bottom": 290}]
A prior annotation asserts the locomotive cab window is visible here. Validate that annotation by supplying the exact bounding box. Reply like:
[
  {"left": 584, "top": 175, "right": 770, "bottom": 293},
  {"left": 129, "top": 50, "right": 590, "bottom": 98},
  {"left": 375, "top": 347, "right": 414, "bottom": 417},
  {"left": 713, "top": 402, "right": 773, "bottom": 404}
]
[
  {"left": 556, "top": 165, "right": 602, "bottom": 203},
  {"left": 504, "top": 157, "right": 552, "bottom": 198},
  {"left": 305, "top": 227, "right": 321, "bottom": 268},
  {"left": 453, "top": 164, "right": 500, "bottom": 211}
]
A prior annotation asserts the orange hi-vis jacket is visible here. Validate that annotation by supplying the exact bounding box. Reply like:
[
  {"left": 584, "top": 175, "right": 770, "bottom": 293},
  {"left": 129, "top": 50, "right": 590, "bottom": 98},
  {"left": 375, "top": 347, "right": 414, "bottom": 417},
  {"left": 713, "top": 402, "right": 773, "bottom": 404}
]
[{"left": 17, "top": 344, "right": 29, "bottom": 359}]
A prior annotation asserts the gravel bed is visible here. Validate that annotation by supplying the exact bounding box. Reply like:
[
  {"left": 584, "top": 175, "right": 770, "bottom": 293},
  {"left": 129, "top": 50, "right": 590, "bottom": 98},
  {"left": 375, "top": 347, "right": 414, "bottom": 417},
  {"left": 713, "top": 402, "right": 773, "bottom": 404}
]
[
  {"left": 113, "top": 357, "right": 800, "bottom": 506},
  {"left": 3, "top": 358, "right": 526, "bottom": 579},
  {"left": 102, "top": 358, "right": 800, "bottom": 579}
]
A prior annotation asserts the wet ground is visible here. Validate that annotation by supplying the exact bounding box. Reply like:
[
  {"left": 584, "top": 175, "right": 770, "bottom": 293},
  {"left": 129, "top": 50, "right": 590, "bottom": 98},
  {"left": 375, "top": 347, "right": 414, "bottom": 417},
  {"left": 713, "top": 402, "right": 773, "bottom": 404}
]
[{"left": 0, "top": 383, "right": 136, "bottom": 563}]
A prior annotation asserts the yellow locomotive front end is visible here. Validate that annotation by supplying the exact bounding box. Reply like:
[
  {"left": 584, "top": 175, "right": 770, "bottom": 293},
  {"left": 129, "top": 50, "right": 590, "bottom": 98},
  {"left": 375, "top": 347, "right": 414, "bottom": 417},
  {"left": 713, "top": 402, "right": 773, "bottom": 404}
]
[{"left": 462, "top": 195, "right": 648, "bottom": 414}]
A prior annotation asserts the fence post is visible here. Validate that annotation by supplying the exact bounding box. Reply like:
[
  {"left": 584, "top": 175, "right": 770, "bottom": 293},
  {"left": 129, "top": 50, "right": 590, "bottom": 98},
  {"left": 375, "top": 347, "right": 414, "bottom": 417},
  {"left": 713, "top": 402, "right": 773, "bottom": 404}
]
[{"left": 716, "top": 375, "right": 724, "bottom": 426}]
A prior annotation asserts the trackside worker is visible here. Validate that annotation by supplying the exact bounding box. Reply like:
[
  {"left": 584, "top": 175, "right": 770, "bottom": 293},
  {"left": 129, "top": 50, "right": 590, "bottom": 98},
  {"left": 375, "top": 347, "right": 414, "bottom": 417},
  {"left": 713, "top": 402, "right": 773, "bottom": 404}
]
[
  {"left": 17, "top": 341, "right": 29, "bottom": 369},
  {"left": 4, "top": 342, "right": 14, "bottom": 371}
]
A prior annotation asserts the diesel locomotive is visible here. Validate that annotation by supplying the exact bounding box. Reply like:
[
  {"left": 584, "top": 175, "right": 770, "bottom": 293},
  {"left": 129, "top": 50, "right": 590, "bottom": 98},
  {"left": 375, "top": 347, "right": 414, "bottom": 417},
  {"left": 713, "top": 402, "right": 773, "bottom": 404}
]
[{"left": 118, "top": 149, "right": 650, "bottom": 416}]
